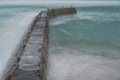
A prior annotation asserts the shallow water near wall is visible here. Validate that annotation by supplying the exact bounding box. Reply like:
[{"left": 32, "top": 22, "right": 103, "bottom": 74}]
[{"left": 47, "top": 6, "right": 120, "bottom": 80}]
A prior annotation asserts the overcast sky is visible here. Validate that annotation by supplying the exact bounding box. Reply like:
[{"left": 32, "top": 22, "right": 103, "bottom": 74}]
[
  {"left": 0, "top": 0, "right": 120, "bottom": 1},
  {"left": 0, "top": 0, "right": 120, "bottom": 6}
]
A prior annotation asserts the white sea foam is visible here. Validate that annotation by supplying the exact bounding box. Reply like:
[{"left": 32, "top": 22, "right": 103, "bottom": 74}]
[
  {"left": 58, "top": 27, "right": 72, "bottom": 36},
  {"left": 49, "top": 20, "right": 65, "bottom": 26},
  {"left": 49, "top": 15, "right": 75, "bottom": 26},
  {"left": 50, "top": 10, "right": 120, "bottom": 27},
  {"left": 0, "top": 10, "right": 40, "bottom": 79},
  {"left": 47, "top": 47, "right": 120, "bottom": 80}
]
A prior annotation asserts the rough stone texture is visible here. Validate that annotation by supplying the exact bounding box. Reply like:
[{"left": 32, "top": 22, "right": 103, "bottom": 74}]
[{"left": 2, "top": 7, "right": 77, "bottom": 80}]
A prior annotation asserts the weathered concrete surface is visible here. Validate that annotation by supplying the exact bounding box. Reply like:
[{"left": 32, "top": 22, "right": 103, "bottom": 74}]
[
  {"left": 47, "top": 8, "right": 76, "bottom": 19},
  {"left": 2, "top": 7, "right": 76, "bottom": 80}
]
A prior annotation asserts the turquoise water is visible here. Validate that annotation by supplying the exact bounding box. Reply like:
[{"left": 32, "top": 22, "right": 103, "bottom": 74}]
[
  {"left": 47, "top": 6, "right": 120, "bottom": 80},
  {"left": 0, "top": 1, "right": 120, "bottom": 80},
  {"left": 49, "top": 6, "right": 120, "bottom": 58}
]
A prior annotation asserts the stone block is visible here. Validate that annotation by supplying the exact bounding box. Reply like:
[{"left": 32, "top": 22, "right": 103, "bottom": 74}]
[{"left": 10, "top": 74, "right": 40, "bottom": 80}]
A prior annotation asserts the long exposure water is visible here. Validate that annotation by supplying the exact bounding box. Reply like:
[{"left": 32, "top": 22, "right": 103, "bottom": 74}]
[
  {"left": 0, "top": 1, "right": 120, "bottom": 80},
  {"left": 48, "top": 6, "right": 120, "bottom": 80},
  {"left": 0, "top": 3, "right": 43, "bottom": 78}
]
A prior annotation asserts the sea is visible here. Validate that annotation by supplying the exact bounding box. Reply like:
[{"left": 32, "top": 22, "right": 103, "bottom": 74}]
[{"left": 0, "top": 1, "right": 120, "bottom": 80}]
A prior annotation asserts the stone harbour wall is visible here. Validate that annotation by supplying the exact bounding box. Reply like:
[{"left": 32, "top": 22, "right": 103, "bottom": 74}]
[
  {"left": 47, "top": 7, "right": 76, "bottom": 19},
  {"left": 2, "top": 7, "right": 77, "bottom": 80}
]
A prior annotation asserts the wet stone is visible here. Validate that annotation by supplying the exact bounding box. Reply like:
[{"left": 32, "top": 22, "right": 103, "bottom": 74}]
[
  {"left": 36, "top": 22, "right": 46, "bottom": 27},
  {"left": 19, "top": 56, "right": 41, "bottom": 71},
  {"left": 34, "top": 26, "right": 45, "bottom": 30},
  {"left": 41, "top": 13, "right": 47, "bottom": 17},
  {"left": 34, "top": 24, "right": 44, "bottom": 30},
  {"left": 39, "top": 17, "right": 46, "bottom": 22},
  {"left": 31, "top": 31, "right": 44, "bottom": 36},
  {"left": 22, "top": 44, "right": 42, "bottom": 56},
  {"left": 31, "top": 32, "right": 43, "bottom": 37},
  {"left": 38, "top": 15, "right": 41, "bottom": 18},
  {"left": 38, "top": 22, "right": 46, "bottom": 25},
  {"left": 32, "top": 28, "right": 45, "bottom": 33},
  {"left": 28, "top": 38, "right": 43, "bottom": 45},
  {"left": 19, "top": 64, "right": 40, "bottom": 71},
  {"left": 28, "top": 36, "right": 44, "bottom": 45},
  {"left": 35, "top": 25, "right": 44, "bottom": 28},
  {"left": 11, "top": 67, "right": 39, "bottom": 76},
  {"left": 10, "top": 74, "right": 40, "bottom": 80},
  {"left": 28, "top": 41, "right": 43, "bottom": 46},
  {"left": 32, "top": 34, "right": 44, "bottom": 39},
  {"left": 19, "top": 56, "right": 41, "bottom": 64}
]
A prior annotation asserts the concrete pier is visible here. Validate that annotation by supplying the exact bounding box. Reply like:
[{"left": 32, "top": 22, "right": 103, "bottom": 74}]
[{"left": 2, "top": 7, "right": 76, "bottom": 80}]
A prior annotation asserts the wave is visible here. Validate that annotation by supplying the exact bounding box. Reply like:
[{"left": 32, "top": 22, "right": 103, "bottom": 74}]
[
  {"left": 0, "top": 9, "right": 40, "bottom": 78},
  {"left": 49, "top": 6, "right": 120, "bottom": 28},
  {"left": 49, "top": 47, "right": 120, "bottom": 59},
  {"left": 47, "top": 46, "right": 120, "bottom": 80},
  {"left": 49, "top": 15, "right": 75, "bottom": 26}
]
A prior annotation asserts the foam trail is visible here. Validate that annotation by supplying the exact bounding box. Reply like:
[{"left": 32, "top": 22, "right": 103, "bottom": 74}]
[{"left": 59, "top": 27, "right": 72, "bottom": 36}]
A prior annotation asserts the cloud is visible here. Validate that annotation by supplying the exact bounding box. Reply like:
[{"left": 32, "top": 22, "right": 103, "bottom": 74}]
[{"left": 0, "top": 0, "right": 120, "bottom": 7}]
